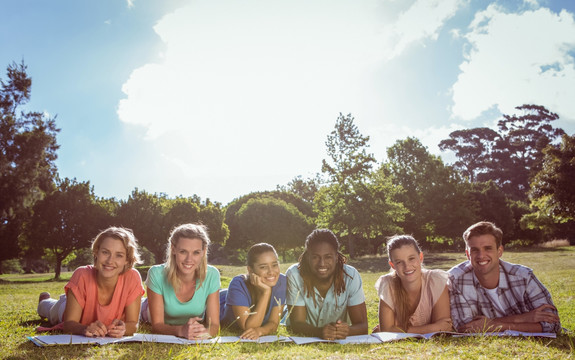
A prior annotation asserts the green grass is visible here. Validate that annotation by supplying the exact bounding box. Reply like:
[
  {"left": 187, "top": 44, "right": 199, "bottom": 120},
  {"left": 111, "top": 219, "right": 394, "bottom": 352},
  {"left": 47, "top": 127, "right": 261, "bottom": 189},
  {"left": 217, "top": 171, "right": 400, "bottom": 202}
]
[{"left": 1, "top": 248, "right": 574, "bottom": 359}]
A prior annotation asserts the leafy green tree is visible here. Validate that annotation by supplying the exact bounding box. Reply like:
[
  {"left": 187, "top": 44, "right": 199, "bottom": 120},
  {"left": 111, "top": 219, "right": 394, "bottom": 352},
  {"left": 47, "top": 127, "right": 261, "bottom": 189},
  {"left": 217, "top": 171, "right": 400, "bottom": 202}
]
[
  {"left": 116, "top": 189, "right": 168, "bottom": 262},
  {"left": 314, "top": 167, "right": 406, "bottom": 255},
  {"left": 23, "top": 178, "right": 109, "bottom": 279},
  {"left": 386, "top": 137, "right": 476, "bottom": 247},
  {"left": 318, "top": 113, "right": 401, "bottom": 257},
  {"left": 522, "top": 134, "right": 575, "bottom": 240},
  {"left": 197, "top": 199, "right": 229, "bottom": 248},
  {"left": 0, "top": 62, "right": 59, "bottom": 264},
  {"left": 164, "top": 197, "right": 201, "bottom": 232},
  {"left": 277, "top": 174, "right": 323, "bottom": 203},
  {"left": 224, "top": 191, "right": 313, "bottom": 250},
  {"left": 438, "top": 128, "right": 499, "bottom": 182},
  {"left": 236, "top": 197, "right": 313, "bottom": 260},
  {"left": 529, "top": 134, "right": 575, "bottom": 221},
  {"left": 492, "top": 105, "right": 565, "bottom": 201},
  {"left": 440, "top": 105, "right": 565, "bottom": 201},
  {"left": 465, "top": 181, "right": 515, "bottom": 242}
]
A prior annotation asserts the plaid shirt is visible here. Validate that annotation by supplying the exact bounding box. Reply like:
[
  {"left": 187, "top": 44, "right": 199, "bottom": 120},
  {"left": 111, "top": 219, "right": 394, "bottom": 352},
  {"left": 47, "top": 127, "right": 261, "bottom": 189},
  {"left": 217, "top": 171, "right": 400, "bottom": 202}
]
[{"left": 448, "top": 260, "right": 561, "bottom": 333}]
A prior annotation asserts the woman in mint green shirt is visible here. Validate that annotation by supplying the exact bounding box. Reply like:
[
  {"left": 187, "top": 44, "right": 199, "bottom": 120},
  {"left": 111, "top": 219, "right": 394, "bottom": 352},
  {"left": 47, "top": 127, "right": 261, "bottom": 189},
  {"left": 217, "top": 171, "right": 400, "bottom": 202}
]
[{"left": 144, "top": 223, "right": 220, "bottom": 339}]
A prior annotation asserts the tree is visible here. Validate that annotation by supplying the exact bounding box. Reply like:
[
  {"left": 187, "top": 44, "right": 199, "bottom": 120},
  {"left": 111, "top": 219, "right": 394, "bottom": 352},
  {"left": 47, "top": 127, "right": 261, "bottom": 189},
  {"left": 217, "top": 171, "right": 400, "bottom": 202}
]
[
  {"left": 277, "top": 174, "right": 323, "bottom": 203},
  {"left": 318, "top": 113, "right": 382, "bottom": 257},
  {"left": 224, "top": 190, "right": 313, "bottom": 250},
  {"left": 116, "top": 189, "right": 168, "bottom": 262},
  {"left": 197, "top": 199, "right": 229, "bottom": 248},
  {"left": 314, "top": 167, "right": 406, "bottom": 255},
  {"left": 0, "top": 62, "right": 59, "bottom": 264},
  {"left": 23, "top": 178, "right": 109, "bottom": 279},
  {"left": 386, "top": 137, "right": 476, "bottom": 247},
  {"left": 438, "top": 128, "right": 499, "bottom": 182},
  {"left": 528, "top": 134, "right": 575, "bottom": 221},
  {"left": 492, "top": 104, "right": 565, "bottom": 200},
  {"left": 522, "top": 134, "right": 575, "bottom": 241},
  {"left": 236, "top": 197, "right": 313, "bottom": 260},
  {"left": 464, "top": 181, "right": 515, "bottom": 242},
  {"left": 439, "top": 105, "right": 565, "bottom": 201}
]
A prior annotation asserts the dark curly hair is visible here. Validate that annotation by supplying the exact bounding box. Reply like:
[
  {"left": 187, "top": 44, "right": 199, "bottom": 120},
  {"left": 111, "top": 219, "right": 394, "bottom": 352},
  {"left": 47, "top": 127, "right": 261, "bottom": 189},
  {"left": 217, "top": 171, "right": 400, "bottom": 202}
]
[{"left": 297, "top": 229, "right": 348, "bottom": 306}]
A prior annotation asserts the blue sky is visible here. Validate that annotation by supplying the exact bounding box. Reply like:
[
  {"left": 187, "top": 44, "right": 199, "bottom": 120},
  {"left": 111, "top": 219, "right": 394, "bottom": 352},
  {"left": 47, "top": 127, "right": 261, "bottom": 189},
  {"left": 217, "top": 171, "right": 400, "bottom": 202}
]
[{"left": 2, "top": 0, "right": 574, "bottom": 205}]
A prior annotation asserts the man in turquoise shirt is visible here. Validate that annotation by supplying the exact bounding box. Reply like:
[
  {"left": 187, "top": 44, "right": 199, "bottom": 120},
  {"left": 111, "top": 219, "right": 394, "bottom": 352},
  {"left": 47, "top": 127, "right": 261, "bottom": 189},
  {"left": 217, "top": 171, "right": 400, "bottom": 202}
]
[{"left": 286, "top": 229, "right": 368, "bottom": 340}]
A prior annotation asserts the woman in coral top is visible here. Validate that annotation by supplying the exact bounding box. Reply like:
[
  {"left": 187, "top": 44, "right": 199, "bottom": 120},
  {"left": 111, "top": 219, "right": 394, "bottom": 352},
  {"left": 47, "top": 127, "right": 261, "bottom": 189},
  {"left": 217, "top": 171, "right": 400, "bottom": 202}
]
[
  {"left": 374, "top": 235, "right": 452, "bottom": 334},
  {"left": 37, "top": 227, "right": 145, "bottom": 337}
]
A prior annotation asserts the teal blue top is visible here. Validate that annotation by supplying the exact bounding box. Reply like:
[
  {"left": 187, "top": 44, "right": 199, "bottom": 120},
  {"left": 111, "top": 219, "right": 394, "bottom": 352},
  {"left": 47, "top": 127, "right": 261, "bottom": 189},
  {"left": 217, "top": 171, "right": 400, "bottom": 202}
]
[
  {"left": 286, "top": 263, "right": 365, "bottom": 328},
  {"left": 146, "top": 264, "right": 220, "bottom": 325}
]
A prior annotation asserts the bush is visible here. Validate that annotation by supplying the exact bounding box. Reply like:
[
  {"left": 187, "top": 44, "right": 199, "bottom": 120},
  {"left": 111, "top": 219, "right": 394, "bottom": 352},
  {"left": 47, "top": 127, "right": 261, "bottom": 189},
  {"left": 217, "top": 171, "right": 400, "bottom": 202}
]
[
  {"left": 140, "top": 246, "right": 156, "bottom": 266},
  {"left": 136, "top": 266, "right": 151, "bottom": 280},
  {"left": 0, "top": 259, "right": 23, "bottom": 274}
]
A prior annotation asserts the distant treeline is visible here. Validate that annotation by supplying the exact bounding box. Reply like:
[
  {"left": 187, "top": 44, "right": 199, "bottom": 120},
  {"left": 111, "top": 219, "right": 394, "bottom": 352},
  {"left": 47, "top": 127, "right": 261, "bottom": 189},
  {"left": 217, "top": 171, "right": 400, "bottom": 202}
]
[{"left": 2, "top": 62, "right": 574, "bottom": 276}]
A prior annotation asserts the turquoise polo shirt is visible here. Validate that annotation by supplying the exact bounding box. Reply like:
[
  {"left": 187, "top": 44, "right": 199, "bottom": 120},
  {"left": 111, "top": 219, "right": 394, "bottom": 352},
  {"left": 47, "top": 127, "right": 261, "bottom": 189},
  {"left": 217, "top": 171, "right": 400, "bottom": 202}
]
[{"left": 286, "top": 263, "right": 365, "bottom": 328}]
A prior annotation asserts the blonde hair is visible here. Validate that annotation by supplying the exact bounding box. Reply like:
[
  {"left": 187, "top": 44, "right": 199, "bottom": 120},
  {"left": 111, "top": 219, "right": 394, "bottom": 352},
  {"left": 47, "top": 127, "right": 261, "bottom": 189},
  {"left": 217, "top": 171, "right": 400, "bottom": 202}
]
[
  {"left": 91, "top": 227, "right": 142, "bottom": 272},
  {"left": 164, "top": 223, "right": 210, "bottom": 291},
  {"left": 386, "top": 235, "right": 422, "bottom": 331}
]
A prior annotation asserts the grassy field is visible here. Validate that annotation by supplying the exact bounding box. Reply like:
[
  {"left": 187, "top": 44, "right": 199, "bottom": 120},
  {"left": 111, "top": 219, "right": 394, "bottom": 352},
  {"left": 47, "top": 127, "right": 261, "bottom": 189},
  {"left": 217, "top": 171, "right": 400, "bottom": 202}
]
[{"left": 1, "top": 247, "right": 574, "bottom": 359}]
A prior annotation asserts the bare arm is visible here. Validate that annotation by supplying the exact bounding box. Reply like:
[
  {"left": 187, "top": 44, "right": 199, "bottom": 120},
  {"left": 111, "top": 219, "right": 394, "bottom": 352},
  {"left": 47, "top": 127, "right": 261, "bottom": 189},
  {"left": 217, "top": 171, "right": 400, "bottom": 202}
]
[
  {"left": 407, "top": 286, "right": 453, "bottom": 334},
  {"left": 287, "top": 305, "right": 323, "bottom": 338},
  {"left": 239, "top": 305, "right": 282, "bottom": 340},
  {"left": 123, "top": 295, "right": 142, "bottom": 336},
  {"left": 460, "top": 304, "right": 559, "bottom": 333},
  {"left": 345, "top": 302, "right": 368, "bottom": 336},
  {"left": 62, "top": 291, "right": 108, "bottom": 337},
  {"left": 204, "top": 291, "right": 220, "bottom": 337},
  {"left": 378, "top": 299, "right": 405, "bottom": 332},
  {"left": 147, "top": 288, "right": 186, "bottom": 337},
  {"left": 232, "top": 287, "right": 272, "bottom": 331}
]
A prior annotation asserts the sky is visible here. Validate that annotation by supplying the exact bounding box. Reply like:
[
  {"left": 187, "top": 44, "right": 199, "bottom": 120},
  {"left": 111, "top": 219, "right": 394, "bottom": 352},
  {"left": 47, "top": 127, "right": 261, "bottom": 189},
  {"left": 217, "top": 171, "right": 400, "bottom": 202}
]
[{"left": 2, "top": 0, "right": 574, "bottom": 205}]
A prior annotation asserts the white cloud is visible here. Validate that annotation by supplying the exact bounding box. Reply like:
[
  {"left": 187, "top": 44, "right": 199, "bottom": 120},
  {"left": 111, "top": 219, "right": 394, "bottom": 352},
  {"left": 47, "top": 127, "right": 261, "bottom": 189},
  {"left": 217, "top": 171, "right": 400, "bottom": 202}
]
[
  {"left": 382, "top": 0, "right": 466, "bottom": 60},
  {"left": 451, "top": 5, "right": 575, "bottom": 121},
  {"left": 126, "top": 0, "right": 135, "bottom": 9},
  {"left": 117, "top": 0, "right": 392, "bottom": 200}
]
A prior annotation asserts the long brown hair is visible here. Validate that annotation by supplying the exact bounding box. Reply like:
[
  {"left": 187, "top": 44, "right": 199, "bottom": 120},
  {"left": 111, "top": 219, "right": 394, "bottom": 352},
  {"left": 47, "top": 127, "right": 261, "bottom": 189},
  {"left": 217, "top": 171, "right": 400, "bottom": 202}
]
[
  {"left": 297, "top": 229, "right": 348, "bottom": 306},
  {"left": 386, "top": 234, "right": 422, "bottom": 331},
  {"left": 244, "top": 243, "right": 279, "bottom": 307}
]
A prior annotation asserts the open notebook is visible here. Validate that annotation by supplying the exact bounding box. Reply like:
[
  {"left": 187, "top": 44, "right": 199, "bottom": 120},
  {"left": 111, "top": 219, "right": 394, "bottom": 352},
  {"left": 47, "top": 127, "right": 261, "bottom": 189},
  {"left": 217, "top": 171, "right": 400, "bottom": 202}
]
[{"left": 28, "top": 330, "right": 556, "bottom": 347}]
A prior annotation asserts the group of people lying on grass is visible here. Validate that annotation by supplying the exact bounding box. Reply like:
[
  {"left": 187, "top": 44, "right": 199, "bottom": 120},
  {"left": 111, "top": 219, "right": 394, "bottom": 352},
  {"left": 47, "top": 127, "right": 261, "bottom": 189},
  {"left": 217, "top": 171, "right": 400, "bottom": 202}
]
[{"left": 36, "top": 221, "right": 562, "bottom": 340}]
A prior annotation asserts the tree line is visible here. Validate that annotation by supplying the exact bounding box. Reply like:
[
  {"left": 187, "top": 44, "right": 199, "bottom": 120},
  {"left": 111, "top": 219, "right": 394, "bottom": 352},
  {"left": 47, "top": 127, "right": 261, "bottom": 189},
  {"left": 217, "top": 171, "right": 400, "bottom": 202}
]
[{"left": 1, "top": 62, "right": 574, "bottom": 276}]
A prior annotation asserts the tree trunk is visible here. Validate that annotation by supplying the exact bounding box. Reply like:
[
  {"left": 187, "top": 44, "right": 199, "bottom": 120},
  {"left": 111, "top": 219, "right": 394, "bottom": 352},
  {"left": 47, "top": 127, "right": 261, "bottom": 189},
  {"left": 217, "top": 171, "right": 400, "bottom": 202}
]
[
  {"left": 347, "top": 233, "right": 355, "bottom": 259},
  {"left": 54, "top": 255, "right": 63, "bottom": 280}
]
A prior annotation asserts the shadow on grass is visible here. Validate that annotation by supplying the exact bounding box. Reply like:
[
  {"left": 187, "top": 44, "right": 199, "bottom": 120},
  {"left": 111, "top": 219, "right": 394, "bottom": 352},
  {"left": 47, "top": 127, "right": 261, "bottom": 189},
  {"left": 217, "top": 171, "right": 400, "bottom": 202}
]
[{"left": 20, "top": 318, "right": 46, "bottom": 328}]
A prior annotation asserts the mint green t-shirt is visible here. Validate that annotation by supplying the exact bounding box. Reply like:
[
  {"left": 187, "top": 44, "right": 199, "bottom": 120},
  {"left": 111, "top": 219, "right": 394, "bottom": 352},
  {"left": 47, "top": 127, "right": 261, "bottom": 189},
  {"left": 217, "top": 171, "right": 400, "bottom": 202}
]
[{"left": 146, "top": 264, "right": 221, "bottom": 325}]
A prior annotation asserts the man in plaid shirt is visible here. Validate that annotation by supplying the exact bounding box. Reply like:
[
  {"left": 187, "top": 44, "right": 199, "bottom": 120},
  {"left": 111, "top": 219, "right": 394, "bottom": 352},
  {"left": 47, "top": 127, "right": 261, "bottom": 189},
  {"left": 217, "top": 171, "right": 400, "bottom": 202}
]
[{"left": 448, "top": 221, "right": 561, "bottom": 333}]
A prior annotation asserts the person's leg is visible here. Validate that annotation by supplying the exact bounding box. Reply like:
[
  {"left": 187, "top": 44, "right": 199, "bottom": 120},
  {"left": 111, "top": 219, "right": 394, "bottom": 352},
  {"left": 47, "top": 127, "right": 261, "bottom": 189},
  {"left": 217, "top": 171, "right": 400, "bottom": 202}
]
[
  {"left": 37, "top": 292, "right": 56, "bottom": 319},
  {"left": 49, "top": 294, "right": 67, "bottom": 325},
  {"left": 140, "top": 297, "right": 150, "bottom": 323},
  {"left": 219, "top": 288, "right": 228, "bottom": 322}
]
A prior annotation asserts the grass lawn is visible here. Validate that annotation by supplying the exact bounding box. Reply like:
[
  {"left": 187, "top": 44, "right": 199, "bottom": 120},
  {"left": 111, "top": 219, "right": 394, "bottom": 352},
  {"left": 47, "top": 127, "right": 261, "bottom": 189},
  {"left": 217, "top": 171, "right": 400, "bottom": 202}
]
[{"left": 1, "top": 247, "right": 574, "bottom": 359}]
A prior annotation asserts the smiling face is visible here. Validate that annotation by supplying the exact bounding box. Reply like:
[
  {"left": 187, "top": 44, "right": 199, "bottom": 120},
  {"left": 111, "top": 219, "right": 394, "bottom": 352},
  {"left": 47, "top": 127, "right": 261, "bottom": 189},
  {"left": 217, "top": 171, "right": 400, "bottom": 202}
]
[
  {"left": 465, "top": 234, "right": 503, "bottom": 283},
  {"left": 308, "top": 241, "right": 337, "bottom": 283},
  {"left": 389, "top": 244, "right": 423, "bottom": 285},
  {"left": 94, "top": 237, "right": 128, "bottom": 280},
  {"left": 172, "top": 237, "right": 205, "bottom": 277},
  {"left": 248, "top": 250, "right": 280, "bottom": 287}
]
